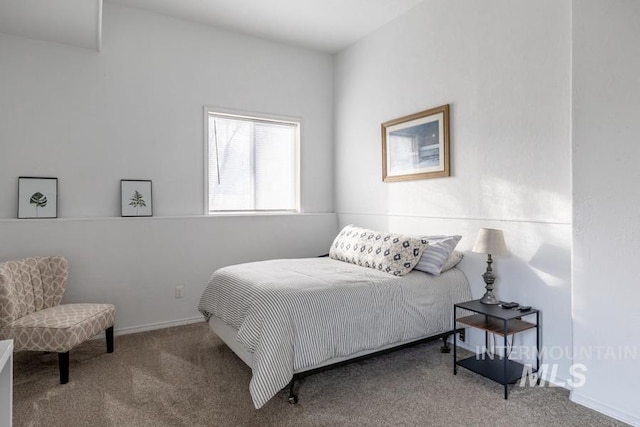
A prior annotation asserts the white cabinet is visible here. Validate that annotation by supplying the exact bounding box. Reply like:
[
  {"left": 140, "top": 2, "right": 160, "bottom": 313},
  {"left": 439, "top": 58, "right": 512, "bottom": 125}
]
[{"left": 0, "top": 340, "right": 13, "bottom": 427}]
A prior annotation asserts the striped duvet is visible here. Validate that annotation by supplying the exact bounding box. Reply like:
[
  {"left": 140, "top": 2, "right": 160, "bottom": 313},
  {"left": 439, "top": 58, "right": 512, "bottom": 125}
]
[{"left": 198, "top": 258, "right": 471, "bottom": 408}]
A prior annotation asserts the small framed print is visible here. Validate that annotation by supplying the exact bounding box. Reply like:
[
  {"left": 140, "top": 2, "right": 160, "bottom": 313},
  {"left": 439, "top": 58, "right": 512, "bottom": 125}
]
[
  {"left": 18, "top": 177, "right": 58, "bottom": 219},
  {"left": 121, "top": 180, "right": 152, "bottom": 217},
  {"left": 382, "top": 104, "right": 450, "bottom": 182}
]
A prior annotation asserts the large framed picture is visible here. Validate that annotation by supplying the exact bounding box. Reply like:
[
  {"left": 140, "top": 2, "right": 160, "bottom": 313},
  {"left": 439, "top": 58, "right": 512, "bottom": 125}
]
[
  {"left": 18, "top": 177, "right": 58, "bottom": 219},
  {"left": 382, "top": 104, "right": 450, "bottom": 182},
  {"left": 121, "top": 180, "right": 153, "bottom": 217}
]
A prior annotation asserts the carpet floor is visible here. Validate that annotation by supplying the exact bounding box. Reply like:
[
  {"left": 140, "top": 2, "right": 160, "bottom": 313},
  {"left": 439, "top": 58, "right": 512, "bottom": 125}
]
[{"left": 12, "top": 322, "right": 627, "bottom": 427}]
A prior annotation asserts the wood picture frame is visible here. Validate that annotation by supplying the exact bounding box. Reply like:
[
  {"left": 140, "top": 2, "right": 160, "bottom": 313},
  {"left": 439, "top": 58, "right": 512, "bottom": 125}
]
[
  {"left": 17, "top": 177, "right": 58, "bottom": 219},
  {"left": 121, "top": 179, "right": 153, "bottom": 217},
  {"left": 382, "top": 104, "right": 450, "bottom": 182}
]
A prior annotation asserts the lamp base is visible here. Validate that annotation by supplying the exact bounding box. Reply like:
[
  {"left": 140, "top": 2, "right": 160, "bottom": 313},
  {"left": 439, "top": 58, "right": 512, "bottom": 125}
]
[{"left": 479, "top": 290, "right": 500, "bottom": 305}]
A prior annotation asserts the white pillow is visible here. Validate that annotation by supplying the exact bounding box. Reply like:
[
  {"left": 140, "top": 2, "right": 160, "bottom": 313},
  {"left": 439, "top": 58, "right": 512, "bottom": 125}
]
[
  {"left": 329, "top": 225, "right": 428, "bottom": 276},
  {"left": 441, "top": 250, "right": 464, "bottom": 272},
  {"left": 413, "top": 235, "right": 462, "bottom": 275}
]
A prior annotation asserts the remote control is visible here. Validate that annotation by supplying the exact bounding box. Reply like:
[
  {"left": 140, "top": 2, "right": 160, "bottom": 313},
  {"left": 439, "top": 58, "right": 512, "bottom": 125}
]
[
  {"left": 518, "top": 305, "right": 531, "bottom": 311},
  {"left": 501, "top": 302, "right": 519, "bottom": 309}
]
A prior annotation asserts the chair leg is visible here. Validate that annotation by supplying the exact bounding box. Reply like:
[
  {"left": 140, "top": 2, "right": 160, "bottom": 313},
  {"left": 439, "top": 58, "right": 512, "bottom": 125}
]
[
  {"left": 58, "top": 352, "right": 69, "bottom": 384},
  {"left": 106, "top": 326, "right": 114, "bottom": 353}
]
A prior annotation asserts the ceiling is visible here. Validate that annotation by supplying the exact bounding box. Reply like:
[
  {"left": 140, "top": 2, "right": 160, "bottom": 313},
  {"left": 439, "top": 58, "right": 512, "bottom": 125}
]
[
  {"left": 106, "top": 0, "right": 426, "bottom": 53},
  {"left": 0, "top": 0, "right": 425, "bottom": 53}
]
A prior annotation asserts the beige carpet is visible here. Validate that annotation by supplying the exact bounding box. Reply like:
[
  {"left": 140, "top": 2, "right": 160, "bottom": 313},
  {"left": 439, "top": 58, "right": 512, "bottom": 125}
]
[{"left": 13, "top": 322, "right": 627, "bottom": 427}]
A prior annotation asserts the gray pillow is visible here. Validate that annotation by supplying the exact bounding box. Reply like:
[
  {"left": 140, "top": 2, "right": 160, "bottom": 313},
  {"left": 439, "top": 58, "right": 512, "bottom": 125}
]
[{"left": 413, "top": 235, "right": 462, "bottom": 275}]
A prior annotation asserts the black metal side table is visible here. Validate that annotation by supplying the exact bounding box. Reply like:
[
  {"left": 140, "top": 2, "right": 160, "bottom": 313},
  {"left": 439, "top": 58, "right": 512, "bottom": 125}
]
[{"left": 453, "top": 299, "right": 540, "bottom": 399}]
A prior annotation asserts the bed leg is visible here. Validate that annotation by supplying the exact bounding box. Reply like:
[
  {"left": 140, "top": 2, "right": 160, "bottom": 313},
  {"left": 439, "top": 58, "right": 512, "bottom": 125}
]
[
  {"left": 440, "top": 335, "right": 451, "bottom": 353},
  {"left": 287, "top": 379, "right": 298, "bottom": 404}
]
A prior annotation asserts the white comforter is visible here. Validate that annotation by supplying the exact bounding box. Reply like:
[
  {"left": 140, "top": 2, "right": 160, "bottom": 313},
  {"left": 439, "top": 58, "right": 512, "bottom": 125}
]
[{"left": 198, "top": 258, "right": 471, "bottom": 408}]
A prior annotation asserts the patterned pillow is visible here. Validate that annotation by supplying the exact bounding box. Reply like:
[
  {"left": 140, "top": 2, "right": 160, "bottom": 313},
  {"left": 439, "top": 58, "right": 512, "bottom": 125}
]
[
  {"left": 413, "top": 235, "right": 462, "bottom": 275},
  {"left": 329, "top": 225, "right": 428, "bottom": 276}
]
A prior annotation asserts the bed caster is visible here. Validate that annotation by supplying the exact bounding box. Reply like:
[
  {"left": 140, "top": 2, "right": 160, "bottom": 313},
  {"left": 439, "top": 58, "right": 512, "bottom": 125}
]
[
  {"left": 286, "top": 379, "right": 298, "bottom": 404},
  {"left": 440, "top": 336, "right": 451, "bottom": 353}
]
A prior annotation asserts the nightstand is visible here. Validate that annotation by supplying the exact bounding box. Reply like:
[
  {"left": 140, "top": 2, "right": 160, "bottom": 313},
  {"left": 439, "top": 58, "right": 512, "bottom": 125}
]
[{"left": 453, "top": 300, "right": 540, "bottom": 399}]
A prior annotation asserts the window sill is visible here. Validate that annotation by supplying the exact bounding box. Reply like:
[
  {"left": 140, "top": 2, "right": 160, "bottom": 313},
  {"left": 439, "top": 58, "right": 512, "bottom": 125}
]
[{"left": 206, "top": 210, "right": 299, "bottom": 217}]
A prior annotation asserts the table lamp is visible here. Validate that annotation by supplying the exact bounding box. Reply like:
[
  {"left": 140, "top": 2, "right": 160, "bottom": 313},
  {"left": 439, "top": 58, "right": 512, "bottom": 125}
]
[{"left": 472, "top": 228, "right": 507, "bottom": 304}]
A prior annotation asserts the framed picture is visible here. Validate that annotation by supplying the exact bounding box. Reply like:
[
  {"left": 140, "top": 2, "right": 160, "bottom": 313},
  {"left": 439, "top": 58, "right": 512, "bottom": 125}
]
[
  {"left": 121, "top": 180, "right": 153, "bottom": 217},
  {"left": 382, "top": 104, "right": 450, "bottom": 182},
  {"left": 18, "top": 177, "right": 58, "bottom": 219}
]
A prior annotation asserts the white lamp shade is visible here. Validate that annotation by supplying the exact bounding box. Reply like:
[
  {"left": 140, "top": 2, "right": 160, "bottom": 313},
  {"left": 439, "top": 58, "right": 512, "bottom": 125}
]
[{"left": 472, "top": 228, "right": 507, "bottom": 256}]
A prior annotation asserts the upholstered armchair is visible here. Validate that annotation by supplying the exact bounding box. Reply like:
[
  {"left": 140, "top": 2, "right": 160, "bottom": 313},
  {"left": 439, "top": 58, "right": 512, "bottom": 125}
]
[{"left": 0, "top": 256, "right": 115, "bottom": 384}]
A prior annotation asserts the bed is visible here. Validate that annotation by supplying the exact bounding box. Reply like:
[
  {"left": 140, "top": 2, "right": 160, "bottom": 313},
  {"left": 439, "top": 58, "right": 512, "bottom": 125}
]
[{"left": 198, "top": 252, "right": 472, "bottom": 408}]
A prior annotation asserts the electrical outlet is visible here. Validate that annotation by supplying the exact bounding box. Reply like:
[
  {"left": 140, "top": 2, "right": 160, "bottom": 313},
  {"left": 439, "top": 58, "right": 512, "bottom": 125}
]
[
  {"left": 175, "top": 286, "right": 184, "bottom": 298},
  {"left": 459, "top": 328, "right": 465, "bottom": 342}
]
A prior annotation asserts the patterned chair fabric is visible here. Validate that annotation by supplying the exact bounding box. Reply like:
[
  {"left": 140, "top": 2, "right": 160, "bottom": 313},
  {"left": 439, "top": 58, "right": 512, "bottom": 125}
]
[
  {"left": 0, "top": 256, "right": 67, "bottom": 327},
  {"left": 1, "top": 303, "right": 115, "bottom": 353},
  {"left": 0, "top": 256, "right": 115, "bottom": 354}
]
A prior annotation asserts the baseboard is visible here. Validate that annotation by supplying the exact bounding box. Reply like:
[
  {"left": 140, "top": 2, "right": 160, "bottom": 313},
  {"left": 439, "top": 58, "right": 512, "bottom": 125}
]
[
  {"left": 92, "top": 316, "right": 204, "bottom": 339},
  {"left": 571, "top": 391, "right": 640, "bottom": 426}
]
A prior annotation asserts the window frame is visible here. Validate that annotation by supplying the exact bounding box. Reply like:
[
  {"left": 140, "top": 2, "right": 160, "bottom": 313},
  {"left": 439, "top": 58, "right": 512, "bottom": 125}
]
[{"left": 203, "top": 106, "right": 301, "bottom": 215}]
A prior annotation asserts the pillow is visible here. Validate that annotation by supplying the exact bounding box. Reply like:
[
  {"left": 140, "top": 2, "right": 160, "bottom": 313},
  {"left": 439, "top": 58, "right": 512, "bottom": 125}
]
[
  {"left": 329, "top": 225, "right": 428, "bottom": 276},
  {"left": 441, "top": 250, "right": 464, "bottom": 272},
  {"left": 413, "top": 235, "right": 462, "bottom": 275}
]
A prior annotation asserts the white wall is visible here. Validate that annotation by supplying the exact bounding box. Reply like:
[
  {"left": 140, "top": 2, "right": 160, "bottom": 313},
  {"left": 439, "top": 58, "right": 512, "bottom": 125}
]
[
  {"left": 0, "top": 3, "right": 336, "bottom": 331},
  {"left": 572, "top": 0, "right": 640, "bottom": 424},
  {"left": 0, "top": 0, "right": 102, "bottom": 51},
  {"left": 335, "top": 0, "right": 572, "bottom": 378},
  {"left": 0, "top": 214, "right": 336, "bottom": 332},
  {"left": 0, "top": 2, "right": 333, "bottom": 218}
]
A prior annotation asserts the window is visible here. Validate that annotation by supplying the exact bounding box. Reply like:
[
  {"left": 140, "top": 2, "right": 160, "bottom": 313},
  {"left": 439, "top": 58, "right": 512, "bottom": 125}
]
[{"left": 205, "top": 108, "right": 299, "bottom": 213}]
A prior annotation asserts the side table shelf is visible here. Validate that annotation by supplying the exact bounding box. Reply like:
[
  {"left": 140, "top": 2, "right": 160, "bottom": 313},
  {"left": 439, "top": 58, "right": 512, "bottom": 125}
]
[
  {"left": 453, "top": 300, "right": 540, "bottom": 399},
  {"left": 457, "top": 314, "right": 536, "bottom": 336}
]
